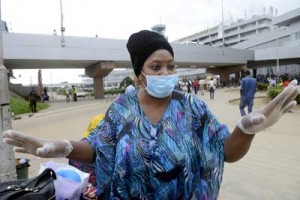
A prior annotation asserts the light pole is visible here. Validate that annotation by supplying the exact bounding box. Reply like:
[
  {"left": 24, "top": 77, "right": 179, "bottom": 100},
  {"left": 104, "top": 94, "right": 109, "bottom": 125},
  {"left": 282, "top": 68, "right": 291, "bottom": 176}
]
[
  {"left": 222, "top": 0, "right": 225, "bottom": 48},
  {"left": 50, "top": 73, "right": 54, "bottom": 100},
  {"left": 60, "top": 0, "right": 65, "bottom": 47},
  {"left": 276, "top": 27, "right": 280, "bottom": 84}
]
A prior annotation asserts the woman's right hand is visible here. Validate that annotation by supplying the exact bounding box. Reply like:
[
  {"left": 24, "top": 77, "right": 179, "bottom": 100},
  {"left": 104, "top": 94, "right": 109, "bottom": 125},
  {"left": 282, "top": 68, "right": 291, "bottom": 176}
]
[{"left": 3, "top": 130, "right": 73, "bottom": 158}]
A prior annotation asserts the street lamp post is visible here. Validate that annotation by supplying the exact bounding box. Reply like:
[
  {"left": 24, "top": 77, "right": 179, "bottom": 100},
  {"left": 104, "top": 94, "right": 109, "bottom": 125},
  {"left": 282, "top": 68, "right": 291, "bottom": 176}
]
[
  {"left": 50, "top": 73, "right": 54, "bottom": 100},
  {"left": 276, "top": 27, "right": 280, "bottom": 84},
  {"left": 60, "top": 0, "right": 65, "bottom": 47},
  {"left": 221, "top": 0, "right": 225, "bottom": 49}
]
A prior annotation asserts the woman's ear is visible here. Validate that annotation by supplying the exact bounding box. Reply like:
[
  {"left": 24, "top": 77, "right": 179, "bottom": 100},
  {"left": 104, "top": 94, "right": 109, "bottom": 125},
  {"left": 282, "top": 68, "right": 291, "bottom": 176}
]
[{"left": 137, "top": 75, "right": 143, "bottom": 88}]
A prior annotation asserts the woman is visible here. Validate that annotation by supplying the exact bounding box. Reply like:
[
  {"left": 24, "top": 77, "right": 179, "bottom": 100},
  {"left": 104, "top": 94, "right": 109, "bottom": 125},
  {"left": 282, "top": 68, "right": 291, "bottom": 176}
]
[{"left": 3, "top": 30, "right": 299, "bottom": 199}]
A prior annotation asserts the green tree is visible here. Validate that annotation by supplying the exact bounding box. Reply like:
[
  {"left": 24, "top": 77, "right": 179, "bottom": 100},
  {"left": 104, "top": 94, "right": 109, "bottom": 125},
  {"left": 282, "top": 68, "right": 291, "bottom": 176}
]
[{"left": 120, "top": 76, "right": 134, "bottom": 89}]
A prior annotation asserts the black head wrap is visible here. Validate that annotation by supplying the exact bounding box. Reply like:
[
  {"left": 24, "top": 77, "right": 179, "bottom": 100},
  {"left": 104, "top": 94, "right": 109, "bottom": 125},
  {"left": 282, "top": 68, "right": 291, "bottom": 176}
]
[{"left": 126, "top": 30, "right": 174, "bottom": 76}]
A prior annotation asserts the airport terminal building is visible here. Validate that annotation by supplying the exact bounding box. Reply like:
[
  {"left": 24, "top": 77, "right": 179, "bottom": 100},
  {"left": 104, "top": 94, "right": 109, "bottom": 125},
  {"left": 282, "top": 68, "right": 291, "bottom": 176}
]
[
  {"left": 103, "top": 8, "right": 300, "bottom": 87},
  {"left": 174, "top": 7, "right": 300, "bottom": 80}
]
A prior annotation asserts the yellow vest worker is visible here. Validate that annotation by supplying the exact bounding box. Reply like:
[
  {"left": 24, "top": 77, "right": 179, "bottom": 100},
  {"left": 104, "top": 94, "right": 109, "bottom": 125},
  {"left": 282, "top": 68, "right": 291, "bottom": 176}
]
[{"left": 82, "top": 114, "right": 105, "bottom": 138}]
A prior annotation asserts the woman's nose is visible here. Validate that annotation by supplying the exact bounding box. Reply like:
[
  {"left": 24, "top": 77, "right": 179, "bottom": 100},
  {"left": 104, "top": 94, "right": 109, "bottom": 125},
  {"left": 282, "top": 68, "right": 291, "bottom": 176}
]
[{"left": 160, "top": 66, "right": 169, "bottom": 75}]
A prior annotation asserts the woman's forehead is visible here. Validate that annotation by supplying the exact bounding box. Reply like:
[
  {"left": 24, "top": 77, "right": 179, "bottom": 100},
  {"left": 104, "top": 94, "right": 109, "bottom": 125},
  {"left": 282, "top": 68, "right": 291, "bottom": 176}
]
[{"left": 146, "top": 49, "right": 173, "bottom": 62}]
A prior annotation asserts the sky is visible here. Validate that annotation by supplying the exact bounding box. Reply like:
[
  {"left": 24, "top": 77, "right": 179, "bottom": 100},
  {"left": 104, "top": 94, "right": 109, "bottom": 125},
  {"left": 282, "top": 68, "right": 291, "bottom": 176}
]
[{"left": 2, "top": 0, "right": 299, "bottom": 85}]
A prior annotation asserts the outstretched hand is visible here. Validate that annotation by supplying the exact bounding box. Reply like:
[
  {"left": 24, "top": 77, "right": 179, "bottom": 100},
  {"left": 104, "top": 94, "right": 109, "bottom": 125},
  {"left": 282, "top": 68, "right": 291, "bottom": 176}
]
[
  {"left": 3, "top": 130, "right": 73, "bottom": 158},
  {"left": 238, "top": 80, "right": 299, "bottom": 135}
]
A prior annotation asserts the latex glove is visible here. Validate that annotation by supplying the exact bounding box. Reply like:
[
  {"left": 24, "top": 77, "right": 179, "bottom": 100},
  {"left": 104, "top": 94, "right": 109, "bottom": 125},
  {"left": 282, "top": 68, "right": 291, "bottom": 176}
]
[
  {"left": 237, "top": 83, "right": 299, "bottom": 135},
  {"left": 289, "top": 79, "right": 298, "bottom": 86},
  {"left": 2, "top": 130, "right": 73, "bottom": 158}
]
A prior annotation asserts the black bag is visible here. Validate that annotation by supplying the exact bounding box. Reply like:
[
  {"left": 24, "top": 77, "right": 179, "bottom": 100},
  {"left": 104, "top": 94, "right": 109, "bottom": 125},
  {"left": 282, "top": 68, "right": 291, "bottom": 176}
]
[{"left": 0, "top": 168, "right": 56, "bottom": 200}]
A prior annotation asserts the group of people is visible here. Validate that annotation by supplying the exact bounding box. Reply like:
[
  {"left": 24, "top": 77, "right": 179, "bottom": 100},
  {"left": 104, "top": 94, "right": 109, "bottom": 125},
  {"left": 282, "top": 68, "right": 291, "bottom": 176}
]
[
  {"left": 29, "top": 84, "right": 79, "bottom": 114},
  {"left": 3, "top": 30, "right": 299, "bottom": 199},
  {"left": 175, "top": 78, "right": 217, "bottom": 99},
  {"left": 65, "top": 85, "right": 78, "bottom": 102}
]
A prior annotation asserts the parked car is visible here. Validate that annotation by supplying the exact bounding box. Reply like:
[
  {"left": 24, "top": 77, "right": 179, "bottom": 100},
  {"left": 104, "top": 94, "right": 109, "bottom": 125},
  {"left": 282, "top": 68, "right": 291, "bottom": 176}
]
[{"left": 77, "top": 90, "right": 87, "bottom": 98}]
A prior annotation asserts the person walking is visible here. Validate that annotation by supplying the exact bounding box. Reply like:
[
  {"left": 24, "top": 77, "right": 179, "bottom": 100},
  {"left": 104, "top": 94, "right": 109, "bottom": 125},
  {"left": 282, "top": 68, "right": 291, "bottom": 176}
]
[
  {"left": 199, "top": 79, "right": 205, "bottom": 95},
  {"left": 192, "top": 79, "right": 199, "bottom": 94},
  {"left": 209, "top": 77, "right": 216, "bottom": 99},
  {"left": 268, "top": 76, "right": 277, "bottom": 89},
  {"left": 240, "top": 70, "right": 257, "bottom": 116},
  {"left": 3, "top": 30, "right": 299, "bottom": 200},
  {"left": 65, "top": 86, "right": 71, "bottom": 102},
  {"left": 28, "top": 87, "right": 38, "bottom": 113},
  {"left": 125, "top": 83, "right": 136, "bottom": 93},
  {"left": 282, "top": 73, "right": 291, "bottom": 87}
]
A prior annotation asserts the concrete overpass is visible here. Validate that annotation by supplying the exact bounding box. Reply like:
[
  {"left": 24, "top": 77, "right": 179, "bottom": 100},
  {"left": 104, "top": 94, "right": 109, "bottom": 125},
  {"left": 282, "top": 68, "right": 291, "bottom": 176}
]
[
  {"left": 3, "top": 32, "right": 256, "bottom": 98},
  {"left": 4, "top": 32, "right": 300, "bottom": 98}
]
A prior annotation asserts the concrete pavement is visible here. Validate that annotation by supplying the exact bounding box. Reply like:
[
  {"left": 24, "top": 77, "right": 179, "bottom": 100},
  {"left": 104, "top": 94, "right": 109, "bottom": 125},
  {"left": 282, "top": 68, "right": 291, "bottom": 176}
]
[{"left": 11, "top": 88, "right": 300, "bottom": 199}]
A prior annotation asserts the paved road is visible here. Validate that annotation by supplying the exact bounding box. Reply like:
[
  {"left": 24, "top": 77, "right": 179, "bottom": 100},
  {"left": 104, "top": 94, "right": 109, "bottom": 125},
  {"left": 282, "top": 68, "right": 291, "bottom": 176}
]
[{"left": 11, "top": 89, "right": 300, "bottom": 200}]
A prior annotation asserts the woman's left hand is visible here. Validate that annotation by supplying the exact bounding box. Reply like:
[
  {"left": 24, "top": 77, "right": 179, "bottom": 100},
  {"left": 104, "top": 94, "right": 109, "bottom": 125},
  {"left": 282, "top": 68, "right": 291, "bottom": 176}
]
[{"left": 237, "top": 80, "right": 299, "bottom": 135}]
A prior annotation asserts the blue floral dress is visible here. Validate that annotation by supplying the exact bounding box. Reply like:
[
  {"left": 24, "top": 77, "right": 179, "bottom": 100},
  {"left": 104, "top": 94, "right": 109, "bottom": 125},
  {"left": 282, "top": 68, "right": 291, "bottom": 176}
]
[{"left": 87, "top": 90, "right": 229, "bottom": 199}]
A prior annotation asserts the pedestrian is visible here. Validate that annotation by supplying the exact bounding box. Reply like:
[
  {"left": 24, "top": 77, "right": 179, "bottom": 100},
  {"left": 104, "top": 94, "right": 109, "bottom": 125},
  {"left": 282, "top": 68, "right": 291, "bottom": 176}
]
[
  {"left": 268, "top": 76, "right": 277, "bottom": 89},
  {"left": 240, "top": 70, "right": 257, "bottom": 116},
  {"left": 192, "top": 79, "right": 199, "bottom": 94},
  {"left": 43, "top": 87, "right": 48, "bottom": 96},
  {"left": 28, "top": 87, "right": 38, "bottom": 113},
  {"left": 209, "top": 77, "right": 216, "bottom": 99},
  {"left": 282, "top": 73, "right": 291, "bottom": 87},
  {"left": 3, "top": 30, "right": 299, "bottom": 199},
  {"left": 41, "top": 87, "right": 49, "bottom": 102},
  {"left": 65, "top": 86, "right": 71, "bottom": 102},
  {"left": 180, "top": 78, "right": 188, "bottom": 93},
  {"left": 187, "top": 79, "right": 192, "bottom": 93},
  {"left": 72, "top": 85, "right": 78, "bottom": 102},
  {"left": 125, "top": 83, "right": 136, "bottom": 93},
  {"left": 199, "top": 79, "right": 205, "bottom": 95},
  {"left": 174, "top": 81, "right": 183, "bottom": 91}
]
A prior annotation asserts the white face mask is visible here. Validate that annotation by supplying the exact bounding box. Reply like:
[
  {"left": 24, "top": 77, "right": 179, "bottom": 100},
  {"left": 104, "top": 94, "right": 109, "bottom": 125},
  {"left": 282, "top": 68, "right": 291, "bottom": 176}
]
[{"left": 141, "top": 72, "right": 179, "bottom": 98}]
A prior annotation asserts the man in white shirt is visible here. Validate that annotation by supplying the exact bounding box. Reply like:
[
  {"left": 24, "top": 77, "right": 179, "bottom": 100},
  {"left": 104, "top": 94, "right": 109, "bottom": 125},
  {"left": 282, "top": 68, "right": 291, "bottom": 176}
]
[
  {"left": 209, "top": 78, "right": 216, "bottom": 99},
  {"left": 125, "top": 84, "right": 136, "bottom": 93}
]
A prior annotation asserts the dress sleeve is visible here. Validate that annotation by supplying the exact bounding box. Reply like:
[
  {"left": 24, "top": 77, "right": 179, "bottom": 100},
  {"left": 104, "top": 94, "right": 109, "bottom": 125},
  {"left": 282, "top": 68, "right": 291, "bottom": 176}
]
[
  {"left": 192, "top": 97, "right": 230, "bottom": 197},
  {"left": 86, "top": 100, "right": 126, "bottom": 196}
]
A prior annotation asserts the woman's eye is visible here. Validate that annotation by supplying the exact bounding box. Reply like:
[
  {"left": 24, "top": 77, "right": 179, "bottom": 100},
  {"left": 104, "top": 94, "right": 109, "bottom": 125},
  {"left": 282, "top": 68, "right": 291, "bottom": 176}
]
[
  {"left": 152, "top": 65, "right": 160, "bottom": 71},
  {"left": 168, "top": 65, "right": 175, "bottom": 70}
]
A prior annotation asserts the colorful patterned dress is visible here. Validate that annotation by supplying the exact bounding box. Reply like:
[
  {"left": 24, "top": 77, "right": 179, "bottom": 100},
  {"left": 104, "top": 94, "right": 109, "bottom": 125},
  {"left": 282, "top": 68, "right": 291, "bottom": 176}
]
[{"left": 87, "top": 90, "right": 229, "bottom": 199}]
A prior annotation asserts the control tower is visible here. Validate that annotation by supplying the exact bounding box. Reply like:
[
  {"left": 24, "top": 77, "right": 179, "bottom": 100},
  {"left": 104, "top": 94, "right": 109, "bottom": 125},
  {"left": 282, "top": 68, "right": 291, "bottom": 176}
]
[{"left": 151, "top": 24, "right": 166, "bottom": 36}]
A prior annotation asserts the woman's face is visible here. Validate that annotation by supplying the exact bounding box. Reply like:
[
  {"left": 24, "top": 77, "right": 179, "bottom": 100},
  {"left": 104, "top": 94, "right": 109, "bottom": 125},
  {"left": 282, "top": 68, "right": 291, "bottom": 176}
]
[{"left": 139, "top": 49, "right": 176, "bottom": 83}]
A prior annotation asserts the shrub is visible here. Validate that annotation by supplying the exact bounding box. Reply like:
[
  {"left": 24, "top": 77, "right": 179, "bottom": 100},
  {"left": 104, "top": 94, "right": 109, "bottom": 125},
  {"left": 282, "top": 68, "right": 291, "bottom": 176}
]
[
  {"left": 104, "top": 88, "right": 123, "bottom": 95},
  {"left": 257, "top": 83, "right": 269, "bottom": 90},
  {"left": 267, "top": 87, "right": 300, "bottom": 104}
]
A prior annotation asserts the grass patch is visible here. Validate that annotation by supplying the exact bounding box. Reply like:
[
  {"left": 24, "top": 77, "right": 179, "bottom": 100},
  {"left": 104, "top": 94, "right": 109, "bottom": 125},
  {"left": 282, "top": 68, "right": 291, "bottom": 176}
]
[{"left": 10, "top": 97, "right": 49, "bottom": 115}]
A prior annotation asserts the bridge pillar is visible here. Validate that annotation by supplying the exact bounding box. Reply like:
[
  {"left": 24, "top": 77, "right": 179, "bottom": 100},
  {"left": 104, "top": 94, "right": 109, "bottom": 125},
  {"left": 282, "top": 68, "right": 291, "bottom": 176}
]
[
  {"left": 85, "top": 61, "right": 114, "bottom": 99},
  {"left": 206, "top": 65, "right": 246, "bottom": 87}
]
